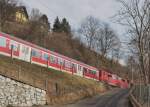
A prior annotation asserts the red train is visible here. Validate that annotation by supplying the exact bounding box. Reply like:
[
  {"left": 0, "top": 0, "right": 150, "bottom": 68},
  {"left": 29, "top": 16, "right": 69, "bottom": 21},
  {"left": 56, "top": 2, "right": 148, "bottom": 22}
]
[{"left": 0, "top": 32, "right": 129, "bottom": 88}]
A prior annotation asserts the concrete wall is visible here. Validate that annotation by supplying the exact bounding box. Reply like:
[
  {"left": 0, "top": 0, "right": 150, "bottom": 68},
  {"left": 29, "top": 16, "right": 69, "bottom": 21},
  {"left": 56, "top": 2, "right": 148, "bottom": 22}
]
[{"left": 0, "top": 75, "right": 46, "bottom": 107}]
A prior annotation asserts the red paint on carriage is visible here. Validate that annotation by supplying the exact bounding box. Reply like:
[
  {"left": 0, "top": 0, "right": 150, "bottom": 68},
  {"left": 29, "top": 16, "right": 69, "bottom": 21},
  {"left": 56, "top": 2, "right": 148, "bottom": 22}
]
[
  {"left": 32, "top": 57, "right": 48, "bottom": 65},
  {"left": 0, "top": 47, "right": 10, "bottom": 54}
]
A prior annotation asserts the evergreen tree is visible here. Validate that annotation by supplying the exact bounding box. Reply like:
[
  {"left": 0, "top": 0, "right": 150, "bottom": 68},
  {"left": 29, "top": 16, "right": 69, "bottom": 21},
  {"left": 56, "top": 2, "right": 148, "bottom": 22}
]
[
  {"left": 39, "top": 14, "right": 50, "bottom": 30},
  {"left": 52, "top": 16, "right": 61, "bottom": 32},
  {"left": 61, "top": 18, "right": 71, "bottom": 33}
]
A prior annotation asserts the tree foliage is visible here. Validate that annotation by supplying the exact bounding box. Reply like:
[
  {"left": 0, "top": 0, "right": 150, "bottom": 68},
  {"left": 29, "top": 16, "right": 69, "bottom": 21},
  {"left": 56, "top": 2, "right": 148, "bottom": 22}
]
[
  {"left": 52, "top": 17, "right": 62, "bottom": 32},
  {"left": 0, "top": 0, "right": 17, "bottom": 31},
  {"left": 39, "top": 14, "right": 50, "bottom": 30},
  {"left": 52, "top": 17, "right": 71, "bottom": 33},
  {"left": 61, "top": 18, "right": 71, "bottom": 33}
]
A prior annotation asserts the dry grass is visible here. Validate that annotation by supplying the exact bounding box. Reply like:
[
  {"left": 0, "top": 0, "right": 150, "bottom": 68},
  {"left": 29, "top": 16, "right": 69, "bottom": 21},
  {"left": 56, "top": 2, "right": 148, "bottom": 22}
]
[{"left": 0, "top": 55, "right": 106, "bottom": 97}]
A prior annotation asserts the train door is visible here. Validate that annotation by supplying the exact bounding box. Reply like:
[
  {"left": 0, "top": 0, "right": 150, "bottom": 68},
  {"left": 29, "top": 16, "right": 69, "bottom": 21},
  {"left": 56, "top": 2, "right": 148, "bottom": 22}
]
[
  {"left": 41, "top": 51, "right": 49, "bottom": 66},
  {"left": 57, "top": 57, "right": 64, "bottom": 70},
  {"left": 49, "top": 54, "right": 58, "bottom": 68},
  {"left": 98, "top": 70, "right": 102, "bottom": 81},
  {"left": 64, "top": 60, "right": 72, "bottom": 72},
  {"left": 77, "top": 65, "right": 83, "bottom": 76},
  {"left": 19, "top": 44, "right": 31, "bottom": 62},
  {"left": 95, "top": 70, "right": 99, "bottom": 80}
]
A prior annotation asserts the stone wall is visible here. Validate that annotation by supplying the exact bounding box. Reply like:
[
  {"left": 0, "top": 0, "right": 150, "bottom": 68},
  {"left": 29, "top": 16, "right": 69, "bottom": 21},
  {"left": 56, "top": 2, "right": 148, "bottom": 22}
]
[{"left": 0, "top": 75, "right": 46, "bottom": 107}]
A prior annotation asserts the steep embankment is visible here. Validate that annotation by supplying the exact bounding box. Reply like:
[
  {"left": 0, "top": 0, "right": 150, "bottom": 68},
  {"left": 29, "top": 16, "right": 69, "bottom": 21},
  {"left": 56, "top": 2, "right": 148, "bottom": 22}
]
[
  {"left": 0, "top": 55, "right": 107, "bottom": 104},
  {"left": 3, "top": 22, "right": 129, "bottom": 79}
]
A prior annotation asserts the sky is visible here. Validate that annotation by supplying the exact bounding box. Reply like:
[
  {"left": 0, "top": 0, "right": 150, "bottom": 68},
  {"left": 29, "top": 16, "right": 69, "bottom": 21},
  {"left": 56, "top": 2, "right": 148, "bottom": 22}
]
[
  {"left": 19, "top": 0, "right": 127, "bottom": 65},
  {"left": 20, "top": 0, "right": 123, "bottom": 31}
]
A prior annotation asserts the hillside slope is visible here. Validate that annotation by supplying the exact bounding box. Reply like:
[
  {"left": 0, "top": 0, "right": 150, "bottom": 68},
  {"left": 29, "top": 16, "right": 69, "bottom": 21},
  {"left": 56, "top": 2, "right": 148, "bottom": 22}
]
[
  {"left": 0, "top": 55, "right": 107, "bottom": 104},
  {"left": 3, "top": 22, "right": 129, "bottom": 79}
]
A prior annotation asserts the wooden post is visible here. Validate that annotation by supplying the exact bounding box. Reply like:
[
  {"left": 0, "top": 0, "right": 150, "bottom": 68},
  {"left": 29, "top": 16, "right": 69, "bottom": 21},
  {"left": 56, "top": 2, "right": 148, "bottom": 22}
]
[
  {"left": 11, "top": 45, "right": 13, "bottom": 59},
  {"left": 72, "top": 65, "right": 74, "bottom": 75},
  {"left": 45, "top": 79, "right": 48, "bottom": 92},
  {"left": 47, "top": 56, "right": 49, "bottom": 68},
  {"left": 30, "top": 49, "right": 32, "bottom": 63}
]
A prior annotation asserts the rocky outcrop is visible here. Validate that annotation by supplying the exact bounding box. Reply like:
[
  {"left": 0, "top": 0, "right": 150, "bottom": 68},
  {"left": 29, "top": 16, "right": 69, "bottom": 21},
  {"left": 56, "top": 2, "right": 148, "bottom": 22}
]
[{"left": 0, "top": 75, "right": 46, "bottom": 107}]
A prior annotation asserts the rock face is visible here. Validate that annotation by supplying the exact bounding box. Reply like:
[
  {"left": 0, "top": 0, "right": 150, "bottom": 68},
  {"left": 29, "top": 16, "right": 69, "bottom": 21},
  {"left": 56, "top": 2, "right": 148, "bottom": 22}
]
[{"left": 0, "top": 75, "right": 46, "bottom": 107}]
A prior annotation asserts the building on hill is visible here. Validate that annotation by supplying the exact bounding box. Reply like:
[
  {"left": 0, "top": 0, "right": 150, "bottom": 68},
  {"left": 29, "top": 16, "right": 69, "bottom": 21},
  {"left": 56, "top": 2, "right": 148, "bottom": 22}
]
[{"left": 15, "top": 6, "right": 29, "bottom": 23}]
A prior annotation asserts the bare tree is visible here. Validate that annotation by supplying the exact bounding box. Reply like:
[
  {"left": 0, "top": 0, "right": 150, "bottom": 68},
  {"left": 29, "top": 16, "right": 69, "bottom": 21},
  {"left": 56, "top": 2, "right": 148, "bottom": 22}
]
[
  {"left": 79, "top": 16, "right": 101, "bottom": 49},
  {"left": 95, "top": 23, "right": 120, "bottom": 57},
  {"left": 116, "top": 0, "right": 150, "bottom": 84},
  {"left": 0, "top": 0, "right": 18, "bottom": 31},
  {"left": 30, "top": 8, "right": 42, "bottom": 21}
]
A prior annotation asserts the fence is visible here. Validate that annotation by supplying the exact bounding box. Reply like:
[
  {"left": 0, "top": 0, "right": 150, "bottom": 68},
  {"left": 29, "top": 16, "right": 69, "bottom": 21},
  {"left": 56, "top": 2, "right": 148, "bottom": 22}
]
[{"left": 132, "top": 85, "right": 150, "bottom": 107}]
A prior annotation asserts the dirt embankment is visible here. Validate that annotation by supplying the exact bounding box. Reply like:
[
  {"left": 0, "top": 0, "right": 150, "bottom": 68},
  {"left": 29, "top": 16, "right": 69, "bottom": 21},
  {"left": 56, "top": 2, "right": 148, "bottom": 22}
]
[{"left": 0, "top": 55, "right": 107, "bottom": 104}]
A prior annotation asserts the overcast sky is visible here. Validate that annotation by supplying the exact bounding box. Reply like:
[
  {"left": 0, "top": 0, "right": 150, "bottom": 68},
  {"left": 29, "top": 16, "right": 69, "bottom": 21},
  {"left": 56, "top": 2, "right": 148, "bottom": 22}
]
[
  {"left": 20, "top": 0, "right": 125, "bottom": 33},
  {"left": 19, "top": 0, "right": 128, "bottom": 65}
]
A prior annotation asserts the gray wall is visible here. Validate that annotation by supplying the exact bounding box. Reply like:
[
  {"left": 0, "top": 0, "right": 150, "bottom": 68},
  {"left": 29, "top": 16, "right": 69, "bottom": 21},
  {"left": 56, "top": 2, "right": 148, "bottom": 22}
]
[{"left": 0, "top": 75, "right": 46, "bottom": 107}]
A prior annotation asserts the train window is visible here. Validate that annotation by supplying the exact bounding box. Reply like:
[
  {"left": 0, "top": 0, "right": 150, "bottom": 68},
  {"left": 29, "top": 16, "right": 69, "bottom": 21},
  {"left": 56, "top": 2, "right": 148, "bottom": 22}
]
[
  {"left": 9, "top": 41, "right": 19, "bottom": 51},
  {"left": 88, "top": 70, "right": 95, "bottom": 74},
  {"left": 91, "top": 70, "right": 96, "bottom": 74},
  {"left": 0, "top": 37, "right": 6, "bottom": 47},
  {"left": 65, "top": 61, "right": 71, "bottom": 68},
  {"left": 32, "top": 49, "right": 41, "bottom": 58},
  {"left": 58, "top": 58, "right": 64, "bottom": 65},
  {"left": 50, "top": 55, "right": 57, "bottom": 64},
  {"left": 42, "top": 53, "right": 49, "bottom": 60}
]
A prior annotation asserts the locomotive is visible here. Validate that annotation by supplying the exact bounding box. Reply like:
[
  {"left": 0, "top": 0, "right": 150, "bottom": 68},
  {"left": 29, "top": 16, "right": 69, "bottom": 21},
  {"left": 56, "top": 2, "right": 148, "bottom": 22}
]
[{"left": 0, "top": 32, "right": 129, "bottom": 88}]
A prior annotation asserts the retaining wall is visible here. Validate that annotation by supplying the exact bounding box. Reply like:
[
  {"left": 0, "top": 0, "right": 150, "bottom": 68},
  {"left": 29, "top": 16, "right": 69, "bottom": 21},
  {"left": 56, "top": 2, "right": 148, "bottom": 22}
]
[{"left": 0, "top": 75, "right": 46, "bottom": 107}]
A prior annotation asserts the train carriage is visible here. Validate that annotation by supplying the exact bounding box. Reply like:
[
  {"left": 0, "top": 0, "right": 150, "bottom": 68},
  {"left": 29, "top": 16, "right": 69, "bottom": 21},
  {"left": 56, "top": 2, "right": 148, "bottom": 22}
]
[
  {"left": 0, "top": 32, "right": 129, "bottom": 88},
  {"left": 0, "top": 33, "right": 20, "bottom": 58}
]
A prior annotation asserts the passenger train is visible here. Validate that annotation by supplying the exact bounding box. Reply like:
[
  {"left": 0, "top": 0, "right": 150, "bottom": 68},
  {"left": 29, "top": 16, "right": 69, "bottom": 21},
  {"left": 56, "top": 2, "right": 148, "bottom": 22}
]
[{"left": 0, "top": 32, "right": 129, "bottom": 88}]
